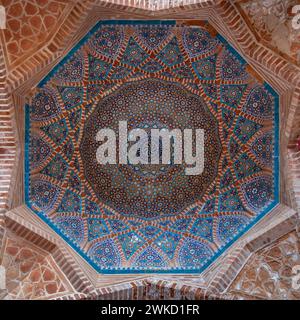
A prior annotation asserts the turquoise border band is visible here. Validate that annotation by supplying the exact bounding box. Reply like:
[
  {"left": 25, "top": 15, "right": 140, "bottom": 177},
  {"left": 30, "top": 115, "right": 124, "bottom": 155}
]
[{"left": 25, "top": 20, "right": 280, "bottom": 274}]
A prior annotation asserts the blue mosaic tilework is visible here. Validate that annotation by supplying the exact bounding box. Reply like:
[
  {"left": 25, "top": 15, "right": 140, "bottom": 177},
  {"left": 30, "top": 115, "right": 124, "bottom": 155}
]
[{"left": 25, "top": 21, "right": 279, "bottom": 273}]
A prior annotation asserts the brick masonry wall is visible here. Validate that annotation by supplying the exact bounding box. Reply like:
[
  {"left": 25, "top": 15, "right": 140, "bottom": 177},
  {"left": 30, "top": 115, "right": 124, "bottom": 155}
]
[
  {"left": 0, "top": 0, "right": 299, "bottom": 300},
  {"left": 0, "top": 43, "right": 16, "bottom": 221}
]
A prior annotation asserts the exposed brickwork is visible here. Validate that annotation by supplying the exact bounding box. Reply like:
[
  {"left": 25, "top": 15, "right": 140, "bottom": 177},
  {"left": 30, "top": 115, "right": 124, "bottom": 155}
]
[
  {"left": 0, "top": 0, "right": 299, "bottom": 300},
  {"left": 5, "top": 0, "right": 300, "bottom": 213},
  {"left": 55, "top": 278, "right": 233, "bottom": 300},
  {"left": 4, "top": 1, "right": 93, "bottom": 91},
  {"left": 1, "top": 0, "right": 68, "bottom": 67},
  {"left": 0, "top": 44, "right": 16, "bottom": 220},
  {"left": 5, "top": 217, "right": 57, "bottom": 252},
  {"left": 51, "top": 246, "right": 94, "bottom": 294},
  {"left": 2, "top": 202, "right": 296, "bottom": 300},
  {"left": 0, "top": 232, "right": 74, "bottom": 300},
  {"left": 237, "top": 0, "right": 300, "bottom": 66},
  {"left": 212, "top": 1, "right": 300, "bottom": 216},
  {"left": 229, "top": 231, "right": 300, "bottom": 300}
]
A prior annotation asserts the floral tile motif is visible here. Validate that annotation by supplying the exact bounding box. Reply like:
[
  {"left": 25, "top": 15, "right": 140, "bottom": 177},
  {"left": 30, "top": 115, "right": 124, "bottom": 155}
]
[{"left": 25, "top": 21, "right": 279, "bottom": 273}]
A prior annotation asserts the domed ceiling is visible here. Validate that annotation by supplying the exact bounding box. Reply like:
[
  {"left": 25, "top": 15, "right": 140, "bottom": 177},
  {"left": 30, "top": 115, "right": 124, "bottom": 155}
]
[{"left": 25, "top": 21, "right": 279, "bottom": 273}]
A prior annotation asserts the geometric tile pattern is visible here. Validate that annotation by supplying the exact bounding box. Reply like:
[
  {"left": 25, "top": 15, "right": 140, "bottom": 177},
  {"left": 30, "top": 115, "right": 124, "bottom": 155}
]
[
  {"left": 25, "top": 21, "right": 279, "bottom": 273},
  {"left": 80, "top": 78, "right": 221, "bottom": 218}
]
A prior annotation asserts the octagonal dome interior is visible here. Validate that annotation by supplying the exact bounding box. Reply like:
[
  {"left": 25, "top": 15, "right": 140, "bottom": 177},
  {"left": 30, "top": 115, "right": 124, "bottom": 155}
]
[{"left": 25, "top": 20, "right": 279, "bottom": 273}]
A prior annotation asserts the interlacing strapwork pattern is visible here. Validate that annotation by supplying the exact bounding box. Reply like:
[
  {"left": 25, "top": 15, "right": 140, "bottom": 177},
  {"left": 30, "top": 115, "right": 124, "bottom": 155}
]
[
  {"left": 26, "top": 21, "right": 279, "bottom": 273},
  {"left": 2, "top": 0, "right": 67, "bottom": 65}
]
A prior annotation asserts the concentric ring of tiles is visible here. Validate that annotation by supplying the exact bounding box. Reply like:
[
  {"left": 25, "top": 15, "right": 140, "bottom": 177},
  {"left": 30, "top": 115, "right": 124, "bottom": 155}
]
[
  {"left": 80, "top": 78, "right": 221, "bottom": 218},
  {"left": 25, "top": 21, "right": 279, "bottom": 273}
]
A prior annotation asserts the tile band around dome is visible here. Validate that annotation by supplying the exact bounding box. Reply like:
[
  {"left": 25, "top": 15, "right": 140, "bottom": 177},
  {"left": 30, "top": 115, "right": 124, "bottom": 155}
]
[{"left": 25, "top": 20, "right": 279, "bottom": 273}]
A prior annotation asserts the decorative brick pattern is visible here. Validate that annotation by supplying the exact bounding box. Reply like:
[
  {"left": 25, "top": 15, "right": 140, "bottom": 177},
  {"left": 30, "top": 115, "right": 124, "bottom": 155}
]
[
  {"left": 237, "top": 0, "right": 300, "bottom": 66},
  {"left": 229, "top": 231, "right": 300, "bottom": 300},
  {"left": 212, "top": 0, "right": 300, "bottom": 213},
  {"left": 51, "top": 246, "right": 94, "bottom": 294},
  {"left": 0, "top": 0, "right": 299, "bottom": 299},
  {"left": 2, "top": 0, "right": 67, "bottom": 67},
  {"left": 1, "top": 233, "right": 74, "bottom": 299},
  {"left": 3, "top": 1, "right": 93, "bottom": 90},
  {"left": 4, "top": 206, "right": 93, "bottom": 296}
]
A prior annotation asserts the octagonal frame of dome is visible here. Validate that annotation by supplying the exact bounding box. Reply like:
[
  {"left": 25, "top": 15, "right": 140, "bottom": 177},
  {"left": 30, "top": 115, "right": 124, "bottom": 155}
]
[
  {"left": 23, "top": 19, "right": 281, "bottom": 274},
  {"left": 2, "top": 1, "right": 299, "bottom": 296}
]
